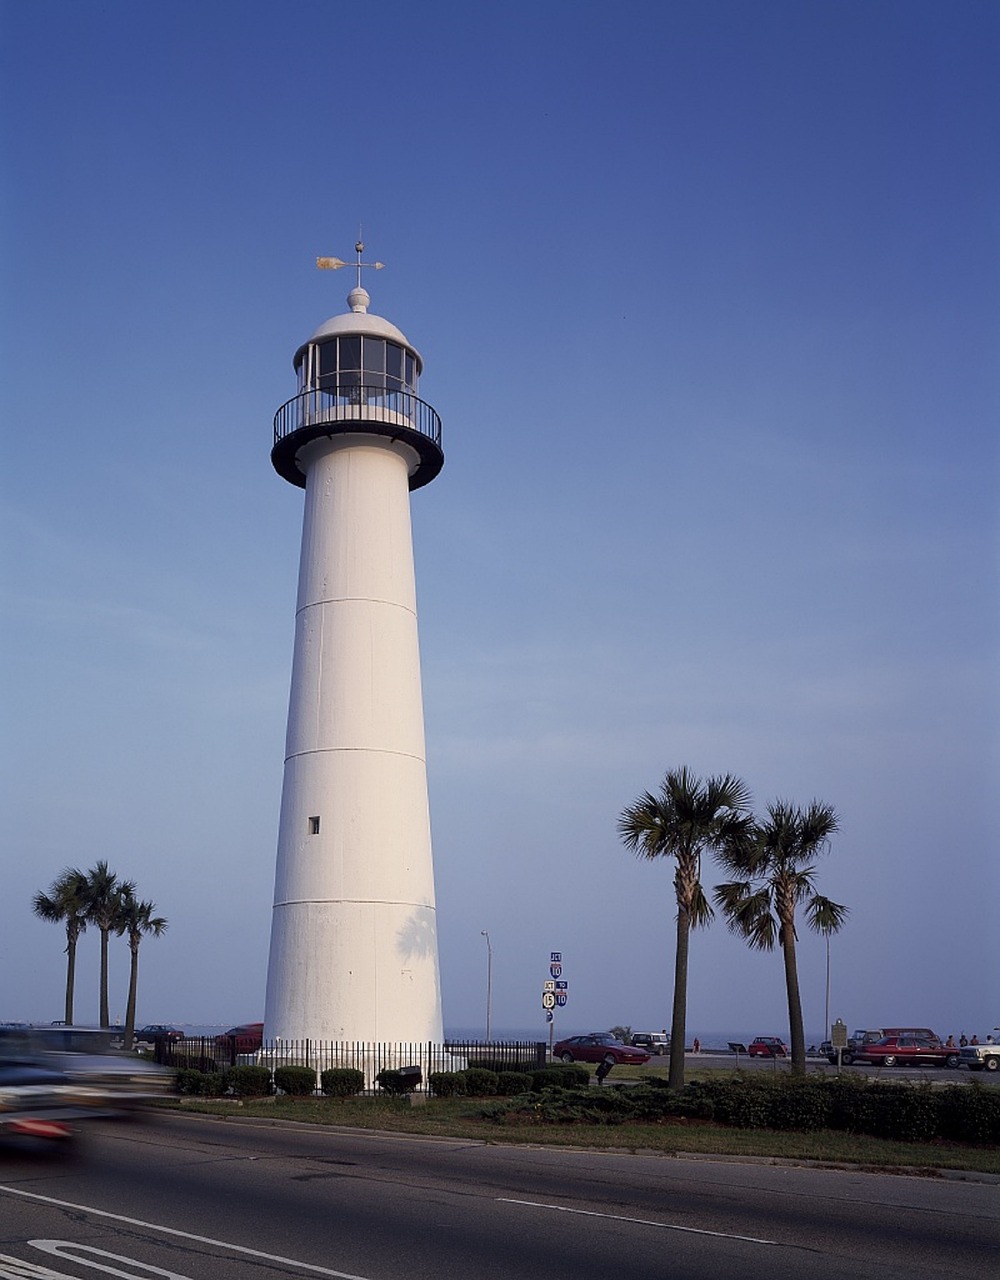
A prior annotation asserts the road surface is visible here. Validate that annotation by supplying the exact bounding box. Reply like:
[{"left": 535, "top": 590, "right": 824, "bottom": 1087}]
[{"left": 0, "top": 1112, "right": 996, "bottom": 1279}]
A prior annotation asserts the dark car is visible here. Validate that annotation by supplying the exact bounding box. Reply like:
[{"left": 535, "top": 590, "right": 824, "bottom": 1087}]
[
  {"left": 854, "top": 1035, "right": 959, "bottom": 1069},
  {"left": 215, "top": 1022, "right": 264, "bottom": 1053},
  {"left": 747, "top": 1036, "right": 789, "bottom": 1058},
  {"left": 0, "top": 1027, "right": 110, "bottom": 1144},
  {"left": 134, "top": 1024, "right": 184, "bottom": 1044},
  {"left": 30, "top": 1026, "right": 174, "bottom": 1111},
  {"left": 552, "top": 1034, "right": 651, "bottom": 1065}
]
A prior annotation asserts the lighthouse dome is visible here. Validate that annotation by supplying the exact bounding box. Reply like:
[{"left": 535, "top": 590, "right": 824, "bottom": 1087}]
[{"left": 294, "top": 288, "right": 423, "bottom": 375}]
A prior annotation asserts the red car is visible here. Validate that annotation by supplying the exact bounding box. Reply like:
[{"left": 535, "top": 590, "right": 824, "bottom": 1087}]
[
  {"left": 854, "top": 1035, "right": 959, "bottom": 1069},
  {"left": 552, "top": 1034, "right": 651, "bottom": 1065},
  {"left": 747, "top": 1036, "right": 788, "bottom": 1058},
  {"left": 215, "top": 1022, "right": 264, "bottom": 1052}
]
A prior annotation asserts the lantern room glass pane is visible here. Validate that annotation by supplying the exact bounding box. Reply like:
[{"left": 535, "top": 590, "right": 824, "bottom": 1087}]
[
  {"left": 339, "top": 336, "right": 361, "bottom": 372},
  {"left": 386, "top": 343, "right": 403, "bottom": 388},
  {"left": 362, "top": 337, "right": 385, "bottom": 374}
]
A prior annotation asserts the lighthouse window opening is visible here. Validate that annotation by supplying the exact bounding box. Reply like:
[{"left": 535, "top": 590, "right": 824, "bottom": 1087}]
[
  {"left": 304, "top": 337, "right": 419, "bottom": 398},
  {"left": 308, "top": 816, "right": 321, "bottom": 835}
]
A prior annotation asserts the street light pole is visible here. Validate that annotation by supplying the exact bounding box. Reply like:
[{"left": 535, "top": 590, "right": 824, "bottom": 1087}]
[
  {"left": 824, "top": 933, "right": 831, "bottom": 1038},
  {"left": 481, "top": 930, "right": 493, "bottom": 1042}
]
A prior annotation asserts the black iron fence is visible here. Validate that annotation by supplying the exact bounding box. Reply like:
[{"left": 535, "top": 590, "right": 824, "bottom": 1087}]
[{"left": 153, "top": 1036, "right": 546, "bottom": 1081}]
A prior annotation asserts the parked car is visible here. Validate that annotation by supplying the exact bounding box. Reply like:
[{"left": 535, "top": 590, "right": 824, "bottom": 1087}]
[
  {"left": 854, "top": 1035, "right": 959, "bottom": 1069},
  {"left": 960, "top": 1035, "right": 1000, "bottom": 1072},
  {"left": 0, "top": 1027, "right": 115, "bottom": 1143},
  {"left": 747, "top": 1036, "right": 789, "bottom": 1058},
  {"left": 631, "top": 1032, "right": 669, "bottom": 1054},
  {"left": 134, "top": 1024, "right": 184, "bottom": 1045},
  {"left": 552, "top": 1034, "right": 651, "bottom": 1065},
  {"left": 215, "top": 1022, "right": 264, "bottom": 1053}
]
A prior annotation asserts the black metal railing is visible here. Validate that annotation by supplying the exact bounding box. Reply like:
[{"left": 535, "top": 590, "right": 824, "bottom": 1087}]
[
  {"left": 154, "top": 1037, "right": 546, "bottom": 1079},
  {"left": 273, "top": 386, "right": 442, "bottom": 451}
]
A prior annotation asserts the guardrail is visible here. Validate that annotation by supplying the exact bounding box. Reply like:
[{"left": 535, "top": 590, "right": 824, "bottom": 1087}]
[{"left": 274, "top": 386, "right": 442, "bottom": 450}]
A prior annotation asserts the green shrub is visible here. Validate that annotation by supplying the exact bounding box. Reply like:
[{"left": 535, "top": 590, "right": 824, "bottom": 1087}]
[
  {"left": 175, "top": 1068, "right": 225, "bottom": 1096},
  {"left": 461, "top": 1068, "right": 499, "bottom": 1097},
  {"left": 865, "top": 1081, "right": 940, "bottom": 1143},
  {"left": 320, "top": 1068, "right": 365, "bottom": 1098},
  {"left": 226, "top": 1065, "right": 272, "bottom": 1098},
  {"left": 938, "top": 1084, "right": 1000, "bottom": 1145},
  {"left": 273, "top": 1065, "right": 316, "bottom": 1096},
  {"left": 376, "top": 1068, "right": 420, "bottom": 1096},
  {"left": 428, "top": 1071, "right": 467, "bottom": 1098},
  {"left": 496, "top": 1071, "right": 533, "bottom": 1096},
  {"left": 766, "top": 1079, "right": 834, "bottom": 1132},
  {"left": 530, "top": 1065, "right": 590, "bottom": 1091}
]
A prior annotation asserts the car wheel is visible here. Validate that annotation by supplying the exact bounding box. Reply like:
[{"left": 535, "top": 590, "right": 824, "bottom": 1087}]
[
  {"left": 841, "top": 1053, "right": 854, "bottom": 1065},
  {"left": 985, "top": 1057, "right": 999, "bottom": 1072},
  {"left": 944, "top": 1054, "right": 960, "bottom": 1069},
  {"left": 560, "top": 1052, "right": 574, "bottom": 1063},
  {"left": 881, "top": 1054, "right": 897, "bottom": 1067}
]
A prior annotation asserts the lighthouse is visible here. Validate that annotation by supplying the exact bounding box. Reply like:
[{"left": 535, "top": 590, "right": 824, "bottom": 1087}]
[{"left": 264, "top": 246, "right": 444, "bottom": 1045}]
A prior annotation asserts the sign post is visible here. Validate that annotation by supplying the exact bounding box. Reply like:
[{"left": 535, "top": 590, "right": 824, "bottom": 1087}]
[
  {"left": 831, "top": 1018, "right": 848, "bottom": 1074},
  {"left": 542, "top": 952, "right": 567, "bottom": 1054}
]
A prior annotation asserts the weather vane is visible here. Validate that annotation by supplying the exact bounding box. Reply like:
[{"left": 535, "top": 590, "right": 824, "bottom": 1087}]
[{"left": 316, "top": 238, "right": 385, "bottom": 289}]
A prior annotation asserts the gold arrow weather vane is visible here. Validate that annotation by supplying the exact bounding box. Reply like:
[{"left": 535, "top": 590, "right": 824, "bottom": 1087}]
[{"left": 317, "top": 240, "right": 385, "bottom": 289}]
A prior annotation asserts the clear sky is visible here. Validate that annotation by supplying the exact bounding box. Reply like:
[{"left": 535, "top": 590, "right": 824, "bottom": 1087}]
[{"left": 2, "top": 0, "right": 997, "bottom": 1044}]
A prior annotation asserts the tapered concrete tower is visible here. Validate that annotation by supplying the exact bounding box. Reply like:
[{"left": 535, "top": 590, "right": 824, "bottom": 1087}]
[{"left": 264, "top": 247, "right": 444, "bottom": 1044}]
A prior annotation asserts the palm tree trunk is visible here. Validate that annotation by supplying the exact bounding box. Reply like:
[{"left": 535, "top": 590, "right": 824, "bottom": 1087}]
[
  {"left": 781, "top": 920, "right": 806, "bottom": 1073},
  {"left": 123, "top": 940, "right": 139, "bottom": 1051},
  {"left": 668, "top": 907, "right": 691, "bottom": 1090},
  {"left": 99, "top": 927, "right": 110, "bottom": 1028},
  {"left": 64, "top": 923, "right": 78, "bottom": 1026}
]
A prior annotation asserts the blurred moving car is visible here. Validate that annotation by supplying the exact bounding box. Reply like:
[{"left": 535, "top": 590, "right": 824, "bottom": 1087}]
[
  {"left": 631, "top": 1032, "right": 669, "bottom": 1054},
  {"left": 854, "top": 1034, "right": 959, "bottom": 1069},
  {"left": 0, "top": 1028, "right": 110, "bottom": 1144},
  {"left": 552, "top": 1034, "right": 651, "bottom": 1065},
  {"left": 30, "top": 1026, "right": 174, "bottom": 1111},
  {"left": 747, "top": 1036, "right": 789, "bottom": 1058},
  {"left": 134, "top": 1024, "right": 184, "bottom": 1045},
  {"left": 215, "top": 1022, "right": 264, "bottom": 1053}
]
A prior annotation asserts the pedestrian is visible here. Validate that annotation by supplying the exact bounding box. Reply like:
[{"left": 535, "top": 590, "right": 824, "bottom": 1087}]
[
  {"left": 960, "top": 1033, "right": 969, "bottom": 1047},
  {"left": 692, "top": 1037, "right": 700, "bottom": 1053},
  {"left": 971, "top": 1034, "right": 980, "bottom": 1045},
  {"left": 945, "top": 1034, "right": 956, "bottom": 1048}
]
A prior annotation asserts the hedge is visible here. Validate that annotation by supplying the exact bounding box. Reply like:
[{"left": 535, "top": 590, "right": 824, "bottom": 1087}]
[
  {"left": 321, "top": 1068, "right": 365, "bottom": 1098},
  {"left": 479, "top": 1074, "right": 1000, "bottom": 1144},
  {"left": 274, "top": 1065, "right": 317, "bottom": 1097},
  {"left": 428, "top": 1071, "right": 466, "bottom": 1098}
]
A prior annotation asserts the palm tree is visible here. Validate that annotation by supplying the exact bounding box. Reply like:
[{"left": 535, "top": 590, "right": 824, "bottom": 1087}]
[
  {"left": 118, "top": 890, "right": 167, "bottom": 1050},
  {"left": 714, "top": 800, "right": 849, "bottom": 1073},
  {"left": 618, "top": 767, "right": 753, "bottom": 1090},
  {"left": 32, "top": 867, "right": 90, "bottom": 1024},
  {"left": 83, "top": 861, "right": 135, "bottom": 1028}
]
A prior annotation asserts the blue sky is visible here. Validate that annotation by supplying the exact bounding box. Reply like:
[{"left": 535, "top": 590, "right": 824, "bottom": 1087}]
[{"left": 2, "top": 0, "right": 997, "bottom": 1043}]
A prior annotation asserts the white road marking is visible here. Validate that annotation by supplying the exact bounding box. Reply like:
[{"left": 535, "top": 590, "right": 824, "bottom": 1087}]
[
  {"left": 31, "top": 1241, "right": 191, "bottom": 1278},
  {"left": 0, "top": 1187, "right": 371, "bottom": 1280},
  {"left": 0, "top": 1254, "right": 75, "bottom": 1280},
  {"left": 497, "top": 1197, "right": 781, "bottom": 1245}
]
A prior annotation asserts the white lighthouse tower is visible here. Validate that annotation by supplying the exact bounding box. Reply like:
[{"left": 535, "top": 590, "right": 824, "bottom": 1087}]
[{"left": 264, "top": 246, "right": 444, "bottom": 1045}]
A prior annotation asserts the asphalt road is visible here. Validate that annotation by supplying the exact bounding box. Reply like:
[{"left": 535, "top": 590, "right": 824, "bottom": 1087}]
[{"left": 0, "top": 1112, "right": 996, "bottom": 1279}]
